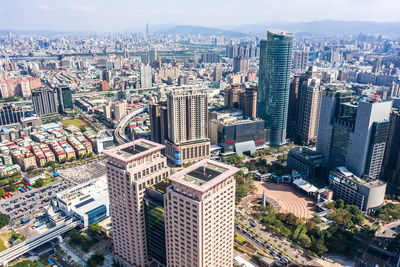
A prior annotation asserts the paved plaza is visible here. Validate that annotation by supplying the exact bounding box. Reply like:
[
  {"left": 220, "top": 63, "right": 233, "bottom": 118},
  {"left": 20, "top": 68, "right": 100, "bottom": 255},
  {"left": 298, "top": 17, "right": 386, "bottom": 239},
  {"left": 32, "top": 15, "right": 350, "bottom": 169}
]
[{"left": 254, "top": 181, "right": 316, "bottom": 219}]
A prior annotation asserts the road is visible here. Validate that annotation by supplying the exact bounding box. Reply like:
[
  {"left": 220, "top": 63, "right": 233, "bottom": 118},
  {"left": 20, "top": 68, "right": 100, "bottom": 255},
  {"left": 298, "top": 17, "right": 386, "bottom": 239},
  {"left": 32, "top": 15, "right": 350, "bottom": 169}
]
[
  {"left": 236, "top": 208, "right": 320, "bottom": 266},
  {"left": 375, "top": 219, "right": 400, "bottom": 238},
  {"left": 114, "top": 106, "right": 147, "bottom": 144}
]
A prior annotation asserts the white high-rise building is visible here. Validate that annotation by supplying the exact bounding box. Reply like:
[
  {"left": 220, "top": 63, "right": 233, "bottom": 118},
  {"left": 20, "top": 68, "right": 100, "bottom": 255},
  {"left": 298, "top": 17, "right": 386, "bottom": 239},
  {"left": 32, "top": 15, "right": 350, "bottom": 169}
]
[{"left": 140, "top": 64, "right": 153, "bottom": 88}]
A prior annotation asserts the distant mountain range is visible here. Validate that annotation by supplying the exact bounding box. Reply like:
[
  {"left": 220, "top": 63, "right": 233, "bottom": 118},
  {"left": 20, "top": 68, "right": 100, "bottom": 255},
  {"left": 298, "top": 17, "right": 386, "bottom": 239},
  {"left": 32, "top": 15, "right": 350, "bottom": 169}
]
[
  {"left": 156, "top": 25, "right": 247, "bottom": 37},
  {"left": 156, "top": 20, "right": 400, "bottom": 36}
]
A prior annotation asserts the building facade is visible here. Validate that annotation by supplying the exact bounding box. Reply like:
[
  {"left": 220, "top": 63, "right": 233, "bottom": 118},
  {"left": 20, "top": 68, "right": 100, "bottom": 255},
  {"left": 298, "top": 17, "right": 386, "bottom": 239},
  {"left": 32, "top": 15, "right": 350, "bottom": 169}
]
[
  {"left": 257, "top": 29, "right": 293, "bottom": 145},
  {"left": 287, "top": 147, "right": 324, "bottom": 180},
  {"left": 329, "top": 167, "right": 386, "bottom": 213},
  {"left": 104, "top": 139, "right": 170, "bottom": 267},
  {"left": 165, "top": 88, "right": 210, "bottom": 165},
  {"left": 32, "top": 87, "right": 58, "bottom": 117},
  {"left": 165, "top": 159, "right": 239, "bottom": 266},
  {"left": 317, "top": 91, "right": 392, "bottom": 178},
  {"left": 0, "top": 104, "right": 24, "bottom": 125},
  {"left": 57, "top": 86, "right": 73, "bottom": 113},
  {"left": 233, "top": 56, "right": 249, "bottom": 73},
  {"left": 382, "top": 109, "right": 400, "bottom": 185}
]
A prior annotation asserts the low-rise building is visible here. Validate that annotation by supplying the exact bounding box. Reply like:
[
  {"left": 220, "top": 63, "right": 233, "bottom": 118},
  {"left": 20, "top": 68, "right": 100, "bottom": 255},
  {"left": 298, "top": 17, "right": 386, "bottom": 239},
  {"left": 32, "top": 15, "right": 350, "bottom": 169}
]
[
  {"left": 287, "top": 147, "right": 324, "bottom": 180},
  {"left": 329, "top": 167, "right": 386, "bottom": 213},
  {"left": 55, "top": 176, "right": 109, "bottom": 227}
]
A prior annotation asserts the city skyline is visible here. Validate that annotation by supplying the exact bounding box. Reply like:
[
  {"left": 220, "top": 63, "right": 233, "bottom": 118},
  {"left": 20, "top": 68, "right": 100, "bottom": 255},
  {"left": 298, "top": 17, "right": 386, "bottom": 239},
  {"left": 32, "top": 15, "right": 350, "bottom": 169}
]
[{"left": 0, "top": 0, "right": 399, "bottom": 31}]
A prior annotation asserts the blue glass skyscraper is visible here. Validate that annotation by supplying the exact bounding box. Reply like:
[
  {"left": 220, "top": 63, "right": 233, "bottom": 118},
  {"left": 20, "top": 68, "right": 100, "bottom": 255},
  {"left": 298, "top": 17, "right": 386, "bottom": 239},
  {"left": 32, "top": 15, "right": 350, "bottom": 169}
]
[{"left": 257, "top": 29, "right": 293, "bottom": 145}]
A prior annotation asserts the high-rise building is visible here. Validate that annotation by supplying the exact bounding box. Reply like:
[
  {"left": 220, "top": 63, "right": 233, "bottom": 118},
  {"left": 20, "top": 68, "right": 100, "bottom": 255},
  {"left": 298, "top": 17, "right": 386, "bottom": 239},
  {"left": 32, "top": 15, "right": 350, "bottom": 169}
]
[
  {"left": 317, "top": 91, "right": 392, "bottom": 178},
  {"left": 372, "top": 58, "right": 382, "bottom": 74},
  {"left": 240, "top": 87, "right": 257, "bottom": 118},
  {"left": 224, "top": 85, "right": 257, "bottom": 118},
  {"left": 165, "top": 88, "right": 210, "bottom": 165},
  {"left": 233, "top": 56, "right": 249, "bottom": 73},
  {"left": 257, "top": 29, "right": 293, "bottom": 145},
  {"left": 165, "top": 159, "right": 239, "bottom": 266},
  {"left": 296, "top": 77, "right": 322, "bottom": 144},
  {"left": 112, "top": 101, "right": 127, "bottom": 121},
  {"left": 140, "top": 64, "right": 153, "bottom": 88},
  {"left": 200, "top": 53, "right": 220, "bottom": 63},
  {"left": 102, "top": 70, "right": 112, "bottom": 83},
  {"left": 31, "top": 87, "right": 58, "bottom": 117},
  {"left": 0, "top": 104, "right": 24, "bottom": 125},
  {"left": 287, "top": 75, "right": 300, "bottom": 138},
  {"left": 292, "top": 50, "right": 309, "bottom": 70},
  {"left": 149, "top": 101, "right": 168, "bottom": 144},
  {"left": 382, "top": 109, "right": 400, "bottom": 185},
  {"left": 104, "top": 139, "right": 169, "bottom": 267},
  {"left": 149, "top": 50, "right": 158, "bottom": 65},
  {"left": 213, "top": 66, "right": 222, "bottom": 82},
  {"left": 56, "top": 86, "right": 73, "bottom": 113}
]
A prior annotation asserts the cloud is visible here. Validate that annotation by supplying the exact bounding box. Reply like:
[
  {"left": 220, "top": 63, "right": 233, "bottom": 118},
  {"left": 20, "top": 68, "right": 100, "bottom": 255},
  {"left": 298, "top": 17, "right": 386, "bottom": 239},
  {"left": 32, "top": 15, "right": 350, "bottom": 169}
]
[
  {"left": 36, "top": 5, "right": 55, "bottom": 11},
  {"left": 69, "top": 6, "right": 95, "bottom": 12}
]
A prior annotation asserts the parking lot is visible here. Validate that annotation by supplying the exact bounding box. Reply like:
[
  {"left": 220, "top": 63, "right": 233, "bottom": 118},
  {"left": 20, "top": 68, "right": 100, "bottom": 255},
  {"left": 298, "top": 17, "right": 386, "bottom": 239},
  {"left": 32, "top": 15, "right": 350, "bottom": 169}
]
[
  {"left": 0, "top": 179, "right": 72, "bottom": 225},
  {"left": 58, "top": 161, "right": 106, "bottom": 184}
]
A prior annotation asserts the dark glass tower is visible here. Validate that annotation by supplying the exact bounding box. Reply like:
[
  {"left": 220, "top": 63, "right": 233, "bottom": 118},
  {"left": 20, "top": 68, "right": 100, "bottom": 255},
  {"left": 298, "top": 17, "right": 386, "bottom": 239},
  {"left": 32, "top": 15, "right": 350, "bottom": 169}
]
[{"left": 257, "top": 29, "right": 293, "bottom": 145}]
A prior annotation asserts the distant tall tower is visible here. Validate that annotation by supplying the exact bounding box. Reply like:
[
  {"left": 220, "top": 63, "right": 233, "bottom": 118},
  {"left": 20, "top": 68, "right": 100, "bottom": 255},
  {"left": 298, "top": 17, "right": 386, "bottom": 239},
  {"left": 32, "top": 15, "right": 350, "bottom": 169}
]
[
  {"left": 140, "top": 64, "right": 153, "bottom": 88},
  {"left": 257, "top": 29, "right": 293, "bottom": 145},
  {"left": 146, "top": 22, "right": 150, "bottom": 36},
  {"left": 382, "top": 109, "right": 400, "bottom": 185},
  {"left": 7, "top": 30, "right": 12, "bottom": 42}
]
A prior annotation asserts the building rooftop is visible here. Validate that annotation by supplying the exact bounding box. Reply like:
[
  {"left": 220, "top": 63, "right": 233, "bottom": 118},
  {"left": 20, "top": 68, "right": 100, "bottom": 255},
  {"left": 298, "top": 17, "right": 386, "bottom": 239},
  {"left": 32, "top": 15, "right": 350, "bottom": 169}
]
[
  {"left": 168, "top": 159, "right": 239, "bottom": 194},
  {"left": 104, "top": 138, "right": 164, "bottom": 162},
  {"left": 150, "top": 179, "right": 173, "bottom": 195}
]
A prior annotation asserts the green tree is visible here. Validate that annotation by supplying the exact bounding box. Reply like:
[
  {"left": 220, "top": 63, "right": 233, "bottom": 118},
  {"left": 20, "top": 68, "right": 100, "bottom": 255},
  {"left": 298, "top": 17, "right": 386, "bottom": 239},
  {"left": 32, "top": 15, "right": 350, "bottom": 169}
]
[
  {"left": 89, "top": 223, "right": 102, "bottom": 235},
  {"left": 80, "top": 126, "right": 87, "bottom": 132},
  {"left": 33, "top": 178, "right": 45, "bottom": 188},
  {"left": 0, "top": 214, "right": 10, "bottom": 228},
  {"left": 87, "top": 253, "right": 105, "bottom": 267},
  {"left": 335, "top": 199, "right": 345, "bottom": 209}
]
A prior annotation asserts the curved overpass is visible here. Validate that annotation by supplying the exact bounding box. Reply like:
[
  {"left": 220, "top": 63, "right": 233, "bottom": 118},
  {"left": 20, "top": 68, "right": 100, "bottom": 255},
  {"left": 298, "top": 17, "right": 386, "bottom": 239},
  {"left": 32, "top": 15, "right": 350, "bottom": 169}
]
[{"left": 114, "top": 106, "right": 148, "bottom": 145}]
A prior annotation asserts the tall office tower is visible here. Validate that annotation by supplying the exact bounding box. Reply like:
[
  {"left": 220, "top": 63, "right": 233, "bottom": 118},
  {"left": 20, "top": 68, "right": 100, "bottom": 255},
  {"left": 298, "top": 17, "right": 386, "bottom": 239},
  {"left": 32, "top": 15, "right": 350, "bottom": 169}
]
[
  {"left": 292, "top": 50, "right": 309, "bottom": 70},
  {"left": 31, "top": 87, "right": 58, "bottom": 117},
  {"left": 257, "top": 29, "right": 293, "bottom": 145},
  {"left": 102, "top": 69, "right": 112, "bottom": 83},
  {"left": 149, "top": 101, "right": 168, "bottom": 144},
  {"left": 317, "top": 91, "right": 392, "bottom": 178},
  {"left": 103, "top": 104, "right": 112, "bottom": 119},
  {"left": 56, "top": 86, "right": 73, "bottom": 113},
  {"left": 0, "top": 104, "right": 24, "bottom": 125},
  {"left": 296, "top": 77, "right": 322, "bottom": 144},
  {"left": 233, "top": 56, "right": 249, "bottom": 73},
  {"left": 372, "top": 58, "right": 382, "bottom": 73},
  {"left": 287, "top": 75, "right": 300, "bottom": 138},
  {"left": 382, "top": 109, "right": 400, "bottom": 185},
  {"left": 104, "top": 139, "right": 169, "bottom": 267},
  {"left": 7, "top": 30, "right": 11, "bottom": 42},
  {"left": 140, "top": 64, "right": 153, "bottom": 88},
  {"left": 146, "top": 22, "right": 150, "bottom": 36},
  {"left": 239, "top": 87, "right": 258, "bottom": 118},
  {"left": 213, "top": 66, "right": 222, "bottom": 82},
  {"left": 149, "top": 50, "right": 158, "bottom": 65},
  {"left": 165, "top": 88, "right": 210, "bottom": 165},
  {"left": 165, "top": 159, "right": 239, "bottom": 267}
]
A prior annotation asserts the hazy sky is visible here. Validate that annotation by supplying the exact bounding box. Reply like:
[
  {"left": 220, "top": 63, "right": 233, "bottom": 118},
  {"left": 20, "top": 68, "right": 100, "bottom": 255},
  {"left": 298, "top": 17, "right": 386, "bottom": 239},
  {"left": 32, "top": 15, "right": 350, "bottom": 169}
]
[{"left": 0, "top": 0, "right": 398, "bottom": 31}]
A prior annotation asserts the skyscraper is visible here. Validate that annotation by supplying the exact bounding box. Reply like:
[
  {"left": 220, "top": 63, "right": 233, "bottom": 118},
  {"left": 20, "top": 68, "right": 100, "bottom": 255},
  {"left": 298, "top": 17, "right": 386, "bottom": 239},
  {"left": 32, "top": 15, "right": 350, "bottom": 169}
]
[
  {"left": 104, "top": 139, "right": 169, "bottom": 267},
  {"left": 257, "top": 29, "right": 293, "bottom": 145},
  {"left": 296, "top": 77, "right": 322, "bottom": 144},
  {"left": 165, "top": 88, "right": 210, "bottom": 165},
  {"left": 56, "top": 86, "right": 73, "bottom": 113},
  {"left": 0, "top": 104, "right": 24, "bottom": 125},
  {"left": 165, "top": 159, "right": 239, "bottom": 266},
  {"left": 140, "top": 64, "right": 153, "bottom": 88},
  {"left": 149, "top": 101, "right": 168, "bottom": 144},
  {"left": 233, "top": 56, "right": 249, "bottom": 73},
  {"left": 213, "top": 65, "right": 222, "bottom": 82},
  {"left": 32, "top": 87, "right": 58, "bottom": 117},
  {"left": 317, "top": 91, "right": 392, "bottom": 178},
  {"left": 292, "top": 50, "right": 309, "bottom": 70},
  {"left": 382, "top": 109, "right": 400, "bottom": 185}
]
